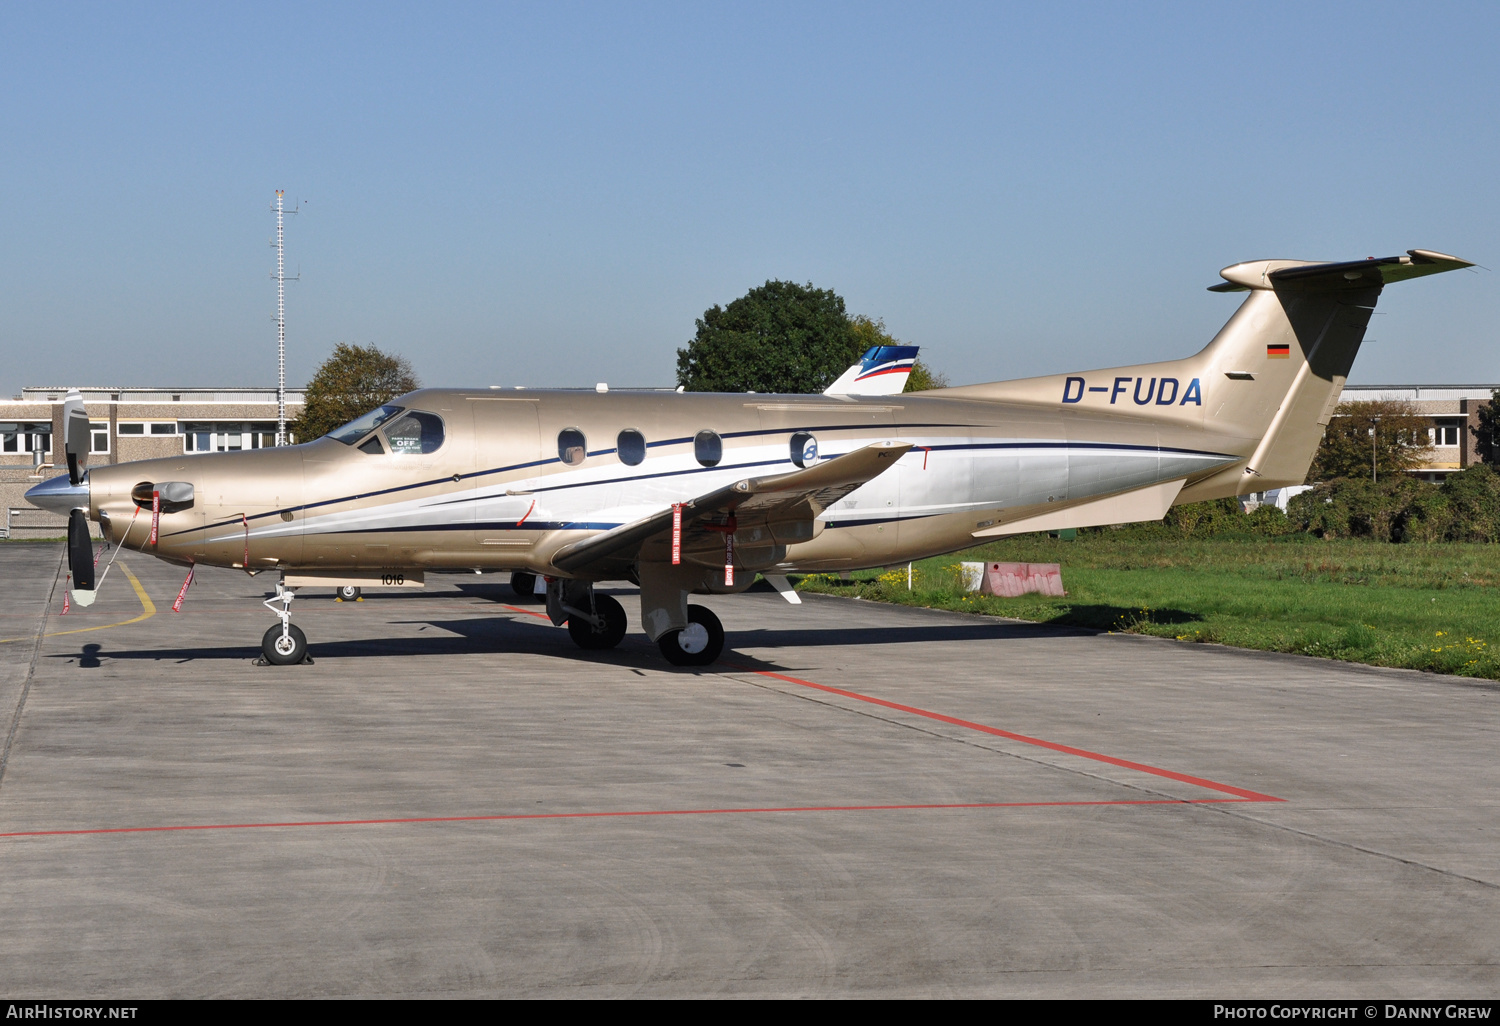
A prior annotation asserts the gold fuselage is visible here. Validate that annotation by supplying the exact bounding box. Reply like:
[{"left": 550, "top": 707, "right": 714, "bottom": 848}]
[
  {"left": 85, "top": 385, "right": 1251, "bottom": 580},
  {"left": 65, "top": 251, "right": 1478, "bottom": 588}
]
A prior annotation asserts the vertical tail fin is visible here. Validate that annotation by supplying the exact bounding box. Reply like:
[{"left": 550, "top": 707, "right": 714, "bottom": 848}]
[
  {"left": 824, "top": 345, "right": 920, "bottom": 396},
  {"left": 935, "top": 250, "right": 1472, "bottom": 495}
]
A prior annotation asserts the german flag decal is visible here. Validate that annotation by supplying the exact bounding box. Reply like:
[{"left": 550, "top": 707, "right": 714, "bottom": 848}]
[{"left": 1266, "top": 343, "right": 1290, "bottom": 359}]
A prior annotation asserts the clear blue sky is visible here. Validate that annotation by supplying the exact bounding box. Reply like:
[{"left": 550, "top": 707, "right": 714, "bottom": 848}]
[{"left": 2, "top": 1, "right": 1495, "bottom": 395}]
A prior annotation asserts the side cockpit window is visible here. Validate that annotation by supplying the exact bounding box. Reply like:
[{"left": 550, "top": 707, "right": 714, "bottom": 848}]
[{"left": 383, "top": 411, "right": 445, "bottom": 454}]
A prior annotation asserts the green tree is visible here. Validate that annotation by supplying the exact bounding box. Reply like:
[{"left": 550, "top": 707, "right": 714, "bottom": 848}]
[
  {"left": 676, "top": 281, "right": 863, "bottom": 393},
  {"left": 1286, "top": 475, "right": 1449, "bottom": 543},
  {"left": 904, "top": 359, "right": 949, "bottom": 392},
  {"left": 1309, "top": 399, "right": 1433, "bottom": 482},
  {"left": 1440, "top": 464, "right": 1500, "bottom": 542},
  {"left": 1162, "top": 498, "right": 1245, "bottom": 535},
  {"left": 1473, "top": 390, "right": 1500, "bottom": 465},
  {"left": 292, "top": 343, "right": 419, "bottom": 442}
]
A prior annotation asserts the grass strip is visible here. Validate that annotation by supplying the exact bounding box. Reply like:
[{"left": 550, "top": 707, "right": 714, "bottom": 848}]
[{"left": 793, "top": 532, "right": 1500, "bottom": 681}]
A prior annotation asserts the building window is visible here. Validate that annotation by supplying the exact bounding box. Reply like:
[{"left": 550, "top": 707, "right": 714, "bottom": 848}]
[
  {"left": 118, "top": 423, "right": 145, "bottom": 435},
  {"left": 1431, "top": 422, "right": 1461, "bottom": 447},
  {"left": 182, "top": 422, "right": 278, "bottom": 453},
  {"left": 558, "top": 428, "right": 587, "bottom": 466},
  {"left": 2, "top": 424, "right": 52, "bottom": 455},
  {"left": 90, "top": 423, "right": 110, "bottom": 454},
  {"left": 694, "top": 429, "right": 722, "bottom": 467},
  {"left": 150, "top": 422, "right": 176, "bottom": 435},
  {"left": 617, "top": 429, "right": 646, "bottom": 467}
]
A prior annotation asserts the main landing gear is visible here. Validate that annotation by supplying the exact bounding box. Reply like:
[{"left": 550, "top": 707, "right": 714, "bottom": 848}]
[
  {"left": 566, "top": 594, "right": 628, "bottom": 650},
  {"left": 547, "top": 579, "right": 628, "bottom": 651},
  {"left": 259, "top": 582, "right": 312, "bottom": 665},
  {"left": 509, "top": 571, "right": 542, "bottom": 602},
  {"left": 554, "top": 584, "right": 722, "bottom": 664},
  {"left": 657, "top": 605, "right": 724, "bottom": 667}
]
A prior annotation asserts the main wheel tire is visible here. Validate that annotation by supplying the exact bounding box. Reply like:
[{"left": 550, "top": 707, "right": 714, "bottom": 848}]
[
  {"left": 337, "top": 585, "right": 361, "bottom": 601},
  {"left": 657, "top": 604, "right": 724, "bottom": 666},
  {"left": 567, "top": 594, "right": 627, "bottom": 650},
  {"left": 510, "top": 571, "right": 539, "bottom": 602},
  {"left": 261, "top": 623, "right": 308, "bottom": 665}
]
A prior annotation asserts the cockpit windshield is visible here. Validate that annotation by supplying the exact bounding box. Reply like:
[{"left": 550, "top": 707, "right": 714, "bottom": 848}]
[{"left": 328, "top": 405, "right": 404, "bottom": 444}]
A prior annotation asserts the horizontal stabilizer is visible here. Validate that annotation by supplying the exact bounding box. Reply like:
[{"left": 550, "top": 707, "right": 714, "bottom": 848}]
[
  {"left": 972, "top": 479, "right": 1185, "bottom": 539},
  {"left": 1210, "top": 250, "right": 1472, "bottom": 292}
]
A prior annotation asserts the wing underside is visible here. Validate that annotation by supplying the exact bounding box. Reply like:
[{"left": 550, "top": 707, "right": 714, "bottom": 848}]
[{"left": 551, "top": 440, "right": 912, "bottom": 578}]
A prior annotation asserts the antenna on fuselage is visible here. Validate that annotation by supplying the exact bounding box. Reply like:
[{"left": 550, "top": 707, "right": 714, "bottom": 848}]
[{"left": 270, "top": 190, "right": 300, "bottom": 446}]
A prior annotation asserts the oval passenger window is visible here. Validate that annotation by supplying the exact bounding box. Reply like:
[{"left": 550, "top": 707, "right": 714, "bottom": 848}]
[
  {"left": 558, "top": 428, "right": 587, "bottom": 466},
  {"left": 617, "top": 428, "right": 646, "bottom": 467},
  {"left": 382, "top": 411, "right": 445, "bottom": 455},
  {"left": 694, "top": 429, "right": 722, "bottom": 468},
  {"left": 790, "top": 431, "right": 818, "bottom": 468}
]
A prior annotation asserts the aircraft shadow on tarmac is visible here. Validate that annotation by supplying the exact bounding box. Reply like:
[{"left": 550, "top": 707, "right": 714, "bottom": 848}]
[{"left": 49, "top": 608, "right": 1116, "bottom": 672}]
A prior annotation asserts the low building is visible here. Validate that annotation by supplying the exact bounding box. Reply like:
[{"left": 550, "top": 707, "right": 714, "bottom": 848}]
[
  {"left": 1, "top": 387, "right": 304, "bottom": 538},
  {"left": 1336, "top": 384, "right": 1497, "bottom": 483}
]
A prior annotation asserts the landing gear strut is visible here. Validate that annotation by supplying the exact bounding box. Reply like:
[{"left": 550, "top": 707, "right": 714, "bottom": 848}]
[
  {"left": 566, "top": 593, "right": 628, "bottom": 650},
  {"left": 547, "top": 579, "right": 627, "bottom": 651},
  {"left": 260, "top": 582, "right": 311, "bottom": 665},
  {"left": 657, "top": 605, "right": 724, "bottom": 666}
]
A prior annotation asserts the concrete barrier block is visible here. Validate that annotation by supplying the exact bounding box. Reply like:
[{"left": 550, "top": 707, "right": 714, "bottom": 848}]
[{"left": 980, "top": 562, "right": 1065, "bottom": 597}]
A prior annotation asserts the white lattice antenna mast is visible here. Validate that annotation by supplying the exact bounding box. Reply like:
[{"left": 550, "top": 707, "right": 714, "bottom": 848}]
[{"left": 271, "top": 190, "right": 299, "bottom": 446}]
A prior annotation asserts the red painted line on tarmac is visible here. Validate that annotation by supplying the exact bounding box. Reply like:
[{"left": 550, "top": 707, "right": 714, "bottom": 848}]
[
  {"left": 464, "top": 614, "right": 1275, "bottom": 801},
  {"left": 742, "top": 667, "right": 1283, "bottom": 803},
  {"left": 0, "top": 797, "right": 1259, "bottom": 840},
  {"left": 502, "top": 605, "right": 551, "bottom": 620}
]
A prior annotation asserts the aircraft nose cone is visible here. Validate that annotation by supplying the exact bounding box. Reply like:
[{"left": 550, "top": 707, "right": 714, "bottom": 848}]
[{"left": 24, "top": 473, "right": 89, "bottom": 515}]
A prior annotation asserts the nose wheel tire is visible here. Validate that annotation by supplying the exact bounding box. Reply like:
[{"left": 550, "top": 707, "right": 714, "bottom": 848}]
[
  {"left": 261, "top": 623, "right": 308, "bottom": 665},
  {"left": 658, "top": 604, "right": 724, "bottom": 666},
  {"left": 567, "top": 594, "right": 627, "bottom": 650},
  {"left": 337, "top": 585, "right": 361, "bottom": 601}
]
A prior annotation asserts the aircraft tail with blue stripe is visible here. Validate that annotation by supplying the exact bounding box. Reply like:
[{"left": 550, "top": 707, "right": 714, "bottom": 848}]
[{"left": 824, "top": 345, "right": 921, "bottom": 396}]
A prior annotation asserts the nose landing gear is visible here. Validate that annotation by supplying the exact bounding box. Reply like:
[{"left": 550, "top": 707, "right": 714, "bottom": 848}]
[{"left": 259, "top": 582, "right": 312, "bottom": 665}]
